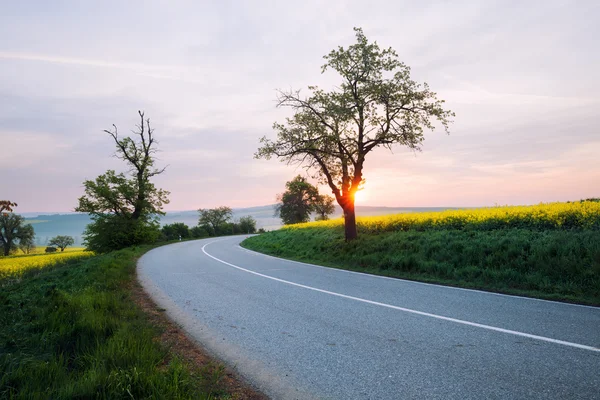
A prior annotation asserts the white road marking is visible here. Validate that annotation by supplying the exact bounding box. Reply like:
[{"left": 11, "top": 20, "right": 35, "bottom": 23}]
[
  {"left": 203, "top": 241, "right": 600, "bottom": 353},
  {"left": 237, "top": 244, "right": 600, "bottom": 310}
]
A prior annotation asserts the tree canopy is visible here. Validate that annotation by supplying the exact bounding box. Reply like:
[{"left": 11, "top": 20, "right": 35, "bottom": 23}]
[
  {"left": 0, "top": 212, "right": 35, "bottom": 256},
  {"left": 256, "top": 28, "right": 454, "bottom": 239},
  {"left": 314, "top": 194, "right": 336, "bottom": 221},
  {"left": 75, "top": 111, "right": 169, "bottom": 252},
  {"left": 198, "top": 206, "right": 233, "bottom": 235},
  {"left": 238, "top": 215, "right": 258, "bottom": 234},
  {"left": 275, "top": 175, "right": 334, "bottom": 224},
  {"left": 48, "top": 235, "right": 75, "bottom": 252}
]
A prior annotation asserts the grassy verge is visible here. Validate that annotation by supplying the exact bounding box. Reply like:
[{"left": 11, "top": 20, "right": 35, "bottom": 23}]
[
  {"left": 242, "top": 227, "right": 600, "bottom": 306},
  {"left": 0, "top": 245, "right": 262, "bottom": 399}
]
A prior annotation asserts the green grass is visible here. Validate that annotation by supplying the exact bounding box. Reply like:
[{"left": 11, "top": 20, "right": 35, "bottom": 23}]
[
  {"left": 0, "top": 246, "right": 229, "bottom": 399},
  {"left": 242, "top": 227, "right": 600, "bottom": 306}
]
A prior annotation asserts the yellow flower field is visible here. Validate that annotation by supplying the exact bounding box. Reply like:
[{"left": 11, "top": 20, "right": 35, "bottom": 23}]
[
  {"left": 284, "top": 201, "right": 600, "bottom": 233},
  {"left": 0, "top": 250, "right": 94, "bottom": 279}
]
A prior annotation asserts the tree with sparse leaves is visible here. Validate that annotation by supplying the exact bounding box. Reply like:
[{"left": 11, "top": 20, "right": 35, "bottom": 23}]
[
  {"left": 48, "top": 235, "right": 75, "bottom": 252},
  {"left": 76, "top": 111, "right": 169, "bottom": 252},
  {"left": 256, "top": 28, "right": 454, "bottom": 240}
]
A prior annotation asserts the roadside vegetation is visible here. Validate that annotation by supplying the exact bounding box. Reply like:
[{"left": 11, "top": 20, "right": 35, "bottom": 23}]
[
  {"left": 242, "top": 201, "right": 600, "bottom": 305},
  {"left": 0, "top": 245, "right": 249, "bottom": 398}
]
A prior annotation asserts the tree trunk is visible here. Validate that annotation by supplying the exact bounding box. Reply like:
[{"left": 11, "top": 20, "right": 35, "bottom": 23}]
[
  {"left": 343, "top": 199, "right": 357, "bottom": 241},
  {"left": 2, "top": 243, "right": 10, "bottom": 257}
]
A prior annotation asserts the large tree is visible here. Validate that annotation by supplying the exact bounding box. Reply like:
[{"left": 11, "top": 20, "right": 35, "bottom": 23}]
[
  {"left": 198, "top": 206, "right": 233, "bottom": 235},
  {"left": 256, "top": 28, "right": 454, "bottom": 240},
  {"left": 76, "top": 111, "right": 170, "bottom": 252},
  {"left": 0, "top": 213, "right": 35, "bottom": 256},
  {"left": 275, "top": 175, "right": 320, "bottom": 225}
]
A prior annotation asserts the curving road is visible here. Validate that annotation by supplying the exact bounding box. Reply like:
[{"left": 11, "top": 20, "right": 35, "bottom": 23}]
[{"left": 138, "top": 236, "right": 600, "bottom": 400}]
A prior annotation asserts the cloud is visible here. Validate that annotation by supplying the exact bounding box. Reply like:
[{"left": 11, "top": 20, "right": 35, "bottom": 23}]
[{"left": 0, "top": 0, "right": 598, "bottom": 211}]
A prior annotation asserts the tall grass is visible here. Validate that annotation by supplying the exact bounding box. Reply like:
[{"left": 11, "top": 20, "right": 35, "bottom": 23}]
[
  {"left": 0, "top": 247, "right": 228, "bottom": 398},
  {"left": 243, "top": 201, "right": 600, "bottom": 305}
]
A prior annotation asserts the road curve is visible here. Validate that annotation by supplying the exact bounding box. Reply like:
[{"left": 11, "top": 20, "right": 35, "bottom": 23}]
[{"left": 138, "top": 236, "right": 600, "bottom": 400}]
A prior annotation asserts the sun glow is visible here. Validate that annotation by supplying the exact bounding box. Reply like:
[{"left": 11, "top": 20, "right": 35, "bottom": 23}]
[{"left": 353, "top": 189, "right": 368, "bottom": 204}]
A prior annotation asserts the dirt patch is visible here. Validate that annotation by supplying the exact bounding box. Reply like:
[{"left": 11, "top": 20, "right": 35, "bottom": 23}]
[{"left": 130, "top": 273, "right": 268, "bottom": 400}]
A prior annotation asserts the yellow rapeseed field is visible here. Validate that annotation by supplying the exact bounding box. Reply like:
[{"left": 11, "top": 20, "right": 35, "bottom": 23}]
[
  {"left": 284, "top": 201, "right": 600, "bottom": 233},
  {"left": 0, "top": 250, "right": 94, "bottom": 279}
]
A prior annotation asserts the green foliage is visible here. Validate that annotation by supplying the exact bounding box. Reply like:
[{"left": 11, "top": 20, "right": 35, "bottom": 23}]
[
  {"left": 75, "top": 112, "right": 170, "bottom": 253},
  {"left": 190, "top": 226, "right": 210, "bottom": 239},
  {"left": 238, "top": 216, "right": 258, "bottom": 234},
  {"left": 276, "top": 176, "right": 320, "bottom": 224},
  {"left": 0, "top": 213, "right": 35, "bottom": 256},
  {"left": 0, "top": 247, "right": 227, "bottom": 398},
  {"left": 256, "top": 27, "right": 454, "bottom": 240},
  {"left": 275, "top": 176, "right": 335, "bottom": 225},
  {"left": 82, "top": 214, "right": 160, "bottom": 254},
  {"left": 161, "top": 222, "right": 190, "bottom": 241},
  {"left": 45, "top": 246, "right": 58, "bottom": 253},
  {"left": 314, "top": 194, "right": 335, "bottom": 221},
  {"left": 198, "top": 206, "right": 233, "bottom": 236},
  {"left": 243, "top": 226, "right": 600, "bottom": 305},
  {"left": 48, "top": 235, "right": 75, "bottom": 252},
  {"left": 76, "top": 170, "right": 168, "bottom": 218}
]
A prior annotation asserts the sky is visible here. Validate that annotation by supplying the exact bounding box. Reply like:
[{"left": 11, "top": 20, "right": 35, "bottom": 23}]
[{"left": 1, "top": 0, "right": 599, "bottom": 212}]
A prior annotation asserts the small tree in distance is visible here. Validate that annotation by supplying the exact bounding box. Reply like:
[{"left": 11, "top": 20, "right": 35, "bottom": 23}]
[
  {"left": 275, "top": 176, "right": 335, "bottom": 224},
  {"left": 256, "top": 28, "right": 454, "bottom": 240},
  {"left": 48, "top": 235, "right": 75, "bottom": 252},
  {"left": 276, "top": 176, "right": 320, "bottom": 225},
  {"left": 238, "top": 215, "right": 257, "bottom": 233},
  {"left": 314, "top": 194, "right": 336, "bottom": 221},
  {"left": 19, "top": 231, "right": 36, "bottom": 254},
  {"left": 198, "top": 206, "right": 233, "bottom": 236}
]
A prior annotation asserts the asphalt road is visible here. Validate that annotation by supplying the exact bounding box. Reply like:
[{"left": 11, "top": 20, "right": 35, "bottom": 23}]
[{"left": 138, "top": 236, "right": 600, "bottom": 400}]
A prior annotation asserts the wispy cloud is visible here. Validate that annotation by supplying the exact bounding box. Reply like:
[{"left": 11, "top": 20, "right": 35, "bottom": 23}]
[{"left": 1, "top": 1, "right": 598, "bottom": 211}]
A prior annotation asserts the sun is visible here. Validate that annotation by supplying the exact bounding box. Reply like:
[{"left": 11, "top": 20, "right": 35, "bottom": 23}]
[{"left": 353, "top": 189, "right": 368, "bottom": 204}]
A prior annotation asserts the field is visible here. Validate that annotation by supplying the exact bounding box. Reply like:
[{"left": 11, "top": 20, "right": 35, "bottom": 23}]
[
  {"left": 287, "top": 201, "right": 600, "bottom": 233},
  {"left": 0, "top": 245, "right": 258, "bottom": 398},
  {"left": 0, "top": 248, "right": 93, "bottom": 281},
  {"left": 242, "top": 201, "right": 600, "bottom": 305}
]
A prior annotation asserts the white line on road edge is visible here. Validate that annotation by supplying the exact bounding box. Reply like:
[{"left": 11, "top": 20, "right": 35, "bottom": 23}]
[
  {"left": 203, "top": 241, "right": 600, "bottom": 353},
  {"left": 237, "top": 245, "right": 600, "bottom": 310}
]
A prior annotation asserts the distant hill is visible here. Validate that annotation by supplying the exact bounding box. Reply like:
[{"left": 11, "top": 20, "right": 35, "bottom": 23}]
[{"left": 24, "top": 205, "right": 461, "bottom": 246}]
